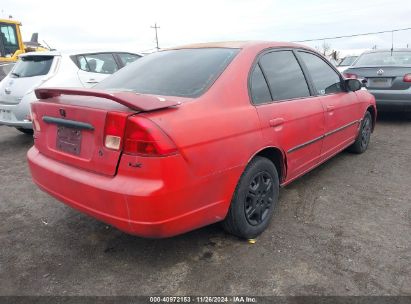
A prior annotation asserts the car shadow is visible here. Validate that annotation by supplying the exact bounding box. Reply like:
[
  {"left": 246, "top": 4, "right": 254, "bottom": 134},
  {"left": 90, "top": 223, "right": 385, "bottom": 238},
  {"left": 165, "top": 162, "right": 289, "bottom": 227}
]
[
  {"left": 0, "top": 126, "right": 34, "bottom": 150},
  {"left": 55, "top": 207, "right": 240, "bottom": 267}
]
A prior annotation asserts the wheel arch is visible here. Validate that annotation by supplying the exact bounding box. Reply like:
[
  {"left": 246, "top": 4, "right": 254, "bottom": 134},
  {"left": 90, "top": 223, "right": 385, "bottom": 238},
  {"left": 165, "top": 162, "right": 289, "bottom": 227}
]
[
  {"left": 366, "top": 105, "right": 377, "bottom": 131},
  {"left": 249, "top": 147, "right": 287, "bottom": 184}
]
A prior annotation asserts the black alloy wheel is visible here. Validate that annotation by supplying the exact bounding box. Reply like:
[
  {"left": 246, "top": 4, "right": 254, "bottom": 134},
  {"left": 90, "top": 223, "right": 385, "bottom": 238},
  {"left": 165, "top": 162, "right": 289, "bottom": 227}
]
[
  {"left": 223, "top": 156, "right": 279, "bottom": 239},
  {"left": 245, "top": 171, "right": 274, "bottom": 226}
]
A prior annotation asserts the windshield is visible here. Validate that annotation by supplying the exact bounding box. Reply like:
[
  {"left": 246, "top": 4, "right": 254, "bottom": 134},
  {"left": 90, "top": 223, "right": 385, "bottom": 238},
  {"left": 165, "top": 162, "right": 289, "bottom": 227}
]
[
  {"left": 354, "top": 51, "right": 411, "bottom": 67},
  {"left": 0, "top": 23, "right": 19, "bottom": 57},
  {"left": 339, "top": 56, "right": 358, "bottom": 66},
  {"left": 96, "top": 48, "right": 239, "bottom": 98},
  {"left": 10, "top": 56, "right": 54, "bottom": 78}
]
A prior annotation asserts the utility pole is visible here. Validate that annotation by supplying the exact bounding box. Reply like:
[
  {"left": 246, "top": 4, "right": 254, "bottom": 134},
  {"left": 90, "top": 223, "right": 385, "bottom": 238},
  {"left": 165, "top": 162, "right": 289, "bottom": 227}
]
[
  {"left": 151, "top": 23, "right": 160, "bottom": 51},
  {"left": 391, "top": 30, "right": 394, "bottom": 54}
]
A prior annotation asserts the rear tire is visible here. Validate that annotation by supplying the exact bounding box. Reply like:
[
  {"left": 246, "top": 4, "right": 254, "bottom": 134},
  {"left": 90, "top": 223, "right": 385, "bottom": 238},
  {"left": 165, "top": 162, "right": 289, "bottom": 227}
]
[
  {"left": 223, "top": 156, "right": 279, "bottom": 239},
  {"left": 16, "top": 128, "right": 33, "bottom": 135},
  {"left": 348, "top": 111, "right": 372, "bottom": 154}
]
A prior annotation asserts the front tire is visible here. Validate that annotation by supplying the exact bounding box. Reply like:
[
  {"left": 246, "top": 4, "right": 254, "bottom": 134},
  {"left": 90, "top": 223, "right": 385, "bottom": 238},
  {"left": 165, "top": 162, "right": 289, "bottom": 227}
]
[
  {"left": 348, "top": 111, "right": 372, "bottom": 154},
  {"left": 223, "top": 156, "right": 279, "bottom": 239}
]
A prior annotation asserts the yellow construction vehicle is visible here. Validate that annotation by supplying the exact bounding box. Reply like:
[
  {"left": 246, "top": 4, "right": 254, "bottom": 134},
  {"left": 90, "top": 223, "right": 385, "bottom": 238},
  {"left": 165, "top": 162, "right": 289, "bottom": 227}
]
[{"left": 0, "top": 18, "right": 48, "bottom": 80}]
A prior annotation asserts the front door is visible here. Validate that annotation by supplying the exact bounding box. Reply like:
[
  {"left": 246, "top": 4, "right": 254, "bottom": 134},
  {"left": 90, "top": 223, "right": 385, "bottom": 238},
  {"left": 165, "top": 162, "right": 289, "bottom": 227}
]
[{"left": 296, "top": 51, "right": 361, "bottom": 160}]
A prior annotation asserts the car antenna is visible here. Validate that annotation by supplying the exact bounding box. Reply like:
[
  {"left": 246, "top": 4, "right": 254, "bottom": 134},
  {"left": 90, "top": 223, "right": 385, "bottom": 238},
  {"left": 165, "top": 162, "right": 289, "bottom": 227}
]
[
  {"left": 43, "top": 40, "right": 55, "bottom": 51},
  {"left": 391, "top": 30, "right": 394, "bottom": 56}
]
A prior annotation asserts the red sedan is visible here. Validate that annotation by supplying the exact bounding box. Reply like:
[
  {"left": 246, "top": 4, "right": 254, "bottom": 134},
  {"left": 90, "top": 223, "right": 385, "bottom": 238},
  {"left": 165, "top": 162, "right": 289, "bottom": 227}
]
[{"left": 28, "top": 41, "right": 376, "bottom": 239}]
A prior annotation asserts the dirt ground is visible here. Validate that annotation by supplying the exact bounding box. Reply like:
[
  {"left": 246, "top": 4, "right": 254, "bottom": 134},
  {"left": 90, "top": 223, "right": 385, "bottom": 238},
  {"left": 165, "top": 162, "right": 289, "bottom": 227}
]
[{"left": 0, "top": 113, "right": 410, "bottom": 296}]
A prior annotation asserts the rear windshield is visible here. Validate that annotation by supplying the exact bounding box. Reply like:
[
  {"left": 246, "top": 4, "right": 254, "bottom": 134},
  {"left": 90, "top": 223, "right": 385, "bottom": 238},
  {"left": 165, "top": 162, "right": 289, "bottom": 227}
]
[
  {"left": 354, "top": 51, "right": 411, "bottom": 67},
  {"left": 10, "top": 56, "right": 54, "bottom": 78},
  {"left": 96, "top": 48, "right": 239, "bottom": 98}
]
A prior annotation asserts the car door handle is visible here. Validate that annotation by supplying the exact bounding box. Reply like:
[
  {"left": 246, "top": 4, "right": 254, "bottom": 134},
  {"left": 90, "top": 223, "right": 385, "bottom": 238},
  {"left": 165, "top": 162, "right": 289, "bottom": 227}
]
[
  {"left": 269, "top": 118, "right": 285, "bottom": 127},
  {"left": 86, "top": 79, "right": 99, "bottom": 84},
  {"left": 326, "top": 105, "right": 335, "bottom": 111}
]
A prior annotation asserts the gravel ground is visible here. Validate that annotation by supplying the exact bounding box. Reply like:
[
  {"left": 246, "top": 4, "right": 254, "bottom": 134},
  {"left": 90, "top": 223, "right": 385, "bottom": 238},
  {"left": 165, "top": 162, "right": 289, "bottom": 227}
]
[{"left": 0, "top": 113, "right": 410, "bottom": 296}]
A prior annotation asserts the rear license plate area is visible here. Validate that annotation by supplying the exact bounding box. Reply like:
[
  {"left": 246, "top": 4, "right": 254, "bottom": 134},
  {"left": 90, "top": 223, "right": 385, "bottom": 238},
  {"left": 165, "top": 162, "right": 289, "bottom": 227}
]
[
  {"left": 56, "top": 126, "right": 82, "bottom": 155},
  {"left": 367, "top": 77, "right": 392, "bottom": 88},
  {"left": 0, "top": 109, "right": 13, "bottom": 121}
]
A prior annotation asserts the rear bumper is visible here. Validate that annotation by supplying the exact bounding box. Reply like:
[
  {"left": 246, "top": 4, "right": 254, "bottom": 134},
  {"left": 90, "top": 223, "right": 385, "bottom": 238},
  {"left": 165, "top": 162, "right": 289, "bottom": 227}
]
[
  {"left": 368, "top": 89, "right": 411, "bottom": 111},
  {"left": 0, "top": 95, "right": 33, "bottom": 129},
  {"left": 27, "top": 146, "right": 235, "bottom": 238},
  {"left": 0, "top": 118, "right": 32, "bottom": 128}
]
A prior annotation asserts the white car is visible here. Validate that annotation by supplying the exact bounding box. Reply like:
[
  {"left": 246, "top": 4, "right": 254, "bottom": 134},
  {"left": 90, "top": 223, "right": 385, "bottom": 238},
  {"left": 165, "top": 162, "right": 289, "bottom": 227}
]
[
  {"left": 336, "top": 55, "right": 359, "bottom": 73},
  {"left": 0, "top": 50, "right": 141, "bottom": 133}
]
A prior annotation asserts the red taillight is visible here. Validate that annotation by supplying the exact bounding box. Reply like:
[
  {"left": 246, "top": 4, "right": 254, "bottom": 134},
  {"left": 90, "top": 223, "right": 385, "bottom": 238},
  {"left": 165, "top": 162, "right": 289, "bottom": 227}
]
[
  {"left": 343, "top": 73, "right": 358, "bottom": 79},
  {"left": 104, "top": 112, "right": 128, "bottom": 150},
  {"left": 123, "top": 116, "right": 178, "bottom": 156},
  {"left": 403, "top": 74, "right": 411, "bottom": 82}
]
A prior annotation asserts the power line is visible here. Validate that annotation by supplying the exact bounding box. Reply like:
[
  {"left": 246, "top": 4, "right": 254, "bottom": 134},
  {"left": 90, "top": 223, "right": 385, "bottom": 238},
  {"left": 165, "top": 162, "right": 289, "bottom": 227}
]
[{"left": 293, "top": 26, "right": 411, "bottom": 43}]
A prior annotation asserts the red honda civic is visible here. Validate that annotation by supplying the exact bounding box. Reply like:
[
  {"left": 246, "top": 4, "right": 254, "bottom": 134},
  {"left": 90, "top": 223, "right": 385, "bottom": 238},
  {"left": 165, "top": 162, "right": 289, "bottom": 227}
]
[{"left": 28, "top": 41, "right": 376, "bottom": 239}]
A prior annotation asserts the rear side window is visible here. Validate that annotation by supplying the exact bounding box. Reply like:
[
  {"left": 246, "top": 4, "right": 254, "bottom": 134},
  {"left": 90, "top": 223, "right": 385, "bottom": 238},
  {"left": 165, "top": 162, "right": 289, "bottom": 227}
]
[
  {"left": 259, "top": 51, "right": 310, "bottom": 101},
  {"left": 298, "top": 52, "right": 343, "bottom": 95},
  {"left": 97, "top": 48, "right": 239, "bottom": 98},
  {"left": 117, "top": 53, "right": 141, "bottom": 66},
  {"left": 250, "top": 64, "right": 271, "bottom": 104},
  {"left": 10, "top": 56, "right": 54, "bottom": 78},
  {"left": 76, "top": 53, "right": 119, "bottom": 74}
]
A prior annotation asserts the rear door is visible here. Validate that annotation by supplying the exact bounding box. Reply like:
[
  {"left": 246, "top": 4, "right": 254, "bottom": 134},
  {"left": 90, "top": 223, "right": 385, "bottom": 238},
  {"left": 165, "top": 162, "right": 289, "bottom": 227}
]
[
  {"left": 297, "top": 51, "right": 361, "bottom": 160},
  {"left": 76, "top": 53, "right": 119, "bottom": 87},
  {"left": 252, "top": 49, "right": 325, "bottom": 181}
]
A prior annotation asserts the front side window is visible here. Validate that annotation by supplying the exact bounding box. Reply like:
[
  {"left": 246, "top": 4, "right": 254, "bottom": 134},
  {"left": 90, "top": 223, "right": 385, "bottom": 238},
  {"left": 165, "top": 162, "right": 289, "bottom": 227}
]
[
  {"left": 10, "top": 56, "right": 54, "bottom": 78},
  {"left": 77, "top": 53, "right": 119, "bottom": 74},
  {"left": 97, "top": 48, "right": 239, "bottom": 98},
  {"left": 299, "top": 52, "right": 343, "bottom": 95},
  {"left": 259, "top": 50, "right": 310, "bottom": 101}
]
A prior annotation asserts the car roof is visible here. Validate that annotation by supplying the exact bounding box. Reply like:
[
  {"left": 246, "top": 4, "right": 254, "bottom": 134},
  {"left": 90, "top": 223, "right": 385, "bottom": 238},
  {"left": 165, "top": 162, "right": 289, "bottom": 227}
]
[
  {"left": 166, "top": 41, "right": 312, "bottom": 51},
  {"left": 362, "top": 48, "right": 411, "bottom": 54}
]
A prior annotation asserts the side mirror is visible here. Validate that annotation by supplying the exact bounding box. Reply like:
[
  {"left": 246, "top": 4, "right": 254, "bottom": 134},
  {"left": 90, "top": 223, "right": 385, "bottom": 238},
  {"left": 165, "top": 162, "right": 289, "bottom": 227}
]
[{"left": 345, "top": 79, "right": 362, "bottom": 92}]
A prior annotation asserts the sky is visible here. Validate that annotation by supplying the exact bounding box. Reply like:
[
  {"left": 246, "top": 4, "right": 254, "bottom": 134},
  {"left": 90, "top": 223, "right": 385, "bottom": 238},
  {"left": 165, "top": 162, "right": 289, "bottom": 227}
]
[{"left": 2, "top": 0, "right": 411, "bottom": 56}]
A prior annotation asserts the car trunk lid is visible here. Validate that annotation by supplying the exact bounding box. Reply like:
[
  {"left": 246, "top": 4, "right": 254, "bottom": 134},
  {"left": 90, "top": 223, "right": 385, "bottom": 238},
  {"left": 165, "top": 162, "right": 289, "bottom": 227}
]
[
  {"left": 31, "top": 88, "right": 180, "bottom": 176},
  {"left": 345, "top": 66, "right": 411, "bottom": 90}
]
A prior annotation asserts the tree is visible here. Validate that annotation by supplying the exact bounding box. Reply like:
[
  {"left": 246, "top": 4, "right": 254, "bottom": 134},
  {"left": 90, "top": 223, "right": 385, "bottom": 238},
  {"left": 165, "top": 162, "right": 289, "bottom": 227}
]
[{"left": 321, "top": 41, "right": 331, "bottom": 56}]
